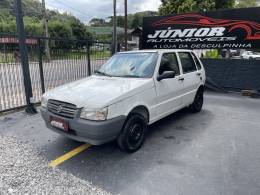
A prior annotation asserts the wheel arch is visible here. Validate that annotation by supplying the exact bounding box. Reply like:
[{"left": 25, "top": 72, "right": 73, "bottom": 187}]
[
  {"left": 198, "top": 85, "right": 204, "bottom": 92},
  {"left": 128, "top": 105, "right": 150, "bottom": 123}
]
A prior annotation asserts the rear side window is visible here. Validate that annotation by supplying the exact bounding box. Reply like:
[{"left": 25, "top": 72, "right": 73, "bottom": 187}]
[
  {"left": 178, "top": 52, "right": 197, "bottom": 74},
  {"left": 159, "top": 53, "right": 180, "bottom": 75},
  {"left": 191, "top": 53, "right": 202, "bottom": 70}
]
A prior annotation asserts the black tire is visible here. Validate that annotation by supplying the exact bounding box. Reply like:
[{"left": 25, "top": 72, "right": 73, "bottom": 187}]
[
  {"left": 189, "top": 89, "right": 204, "bottom": 113},
  {"left": 117, "top": 113, "right": 147, "bottom": 153}
]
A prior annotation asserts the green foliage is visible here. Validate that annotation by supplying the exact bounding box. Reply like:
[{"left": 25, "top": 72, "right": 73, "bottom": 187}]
[
  {"left": 0, "top": 9, "right": 15, "bottom": 22},
  {"left": 68, "top": 17, "right": 90, "bottom": 40},
  {"left": 0, "top": 21, "right": 16, "bottom": 34},
  {"left": 159, "top": 0, "right": 236, "bottom": 14},
  {"left": 131, "top": 14, "right": 141, "bottom": 28},
  {"left": 127, "top": 11, "right": 157, "bottom": 28},
  {"left": 159, "top": 0, "right": 198, "bottom": 14},
  {"left": 203, "top": 50, "right": 220, "bottom": 59},
  {"left": 215, "top": 0, "right": 235, "bottom": 9},
  {"left": 0, "top": 0, "right": 93, "bottom": 41},
  {"left": 22, "top": 0, "right": 42, "bottom": 18},
  {"left": 48, "top": 20, "right": 72, "bottom": 38},
  {"left": 236, "top": 0, "right": 257, "bottom": 8},
  {"left": 89, "top": 11, "right": 157, "bottom": 29},
  {"left": 24, "top": 16, "right": 43, "bottom": 35},
  {"left": 116, "top": 16, "right": 125, "bottom": 28},
  {"left": 0, "top": 0, "right": 10, "bottom": 8},
  {"left": 89, "top": 18, "right": 107, "bottom": 27}
]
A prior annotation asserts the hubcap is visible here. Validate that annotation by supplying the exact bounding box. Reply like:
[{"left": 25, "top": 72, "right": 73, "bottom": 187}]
[
  {"left": 195, "top": 93, "right": 203, "bottom": 109},
  {"left": 128, "top": 123, "right": 143, "bottom": 147}
]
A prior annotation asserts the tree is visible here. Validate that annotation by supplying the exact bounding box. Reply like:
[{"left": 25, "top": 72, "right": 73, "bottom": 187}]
[
  {"left": 89, "top": 18, "right": 107, "bottom": 27},
  {"left": 159, "top": 0, "right": 236, "bottom": 15},
  {"left": 22, "top": 0, "right": 42, "bottom": 18},
  {"left": 117, "top": 16, "right": 125, "bottom": 28},
  {"left": 128, "top": 11, "right": 157, "bottom": 28},
  {"left": 131, "top": 14, "right": 140, "bottom": 28},
  {"left": 0, "top": 0, "right": 10, "bottom": 7},
  {"left": 48, "top": 20, "right": 73, "bottom": 38},
  {"left": 24, "top": 16, "right": 42, "bottom": 36},
  {"left": 101, "top": 11, "right": 157, "bottom": 29},
  {"left": 236, "top": 0, "right": 257, "bottom": 8},
  {"left": 0, "top": 21, "right": 16, "bottom": 34},
  {"left": 68, "top": 17, "right": 88, "bottom": 40},
  {"left": 0, "top": 0, "right": 94, "bottom": 41},
  {"left": 215, "top": 0, "right": 235, "bottom": 9}
]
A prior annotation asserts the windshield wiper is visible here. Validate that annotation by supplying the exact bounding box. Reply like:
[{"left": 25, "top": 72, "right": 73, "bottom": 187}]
[{"left": 94, "top": 70, "right": 112, "bottom": 77}]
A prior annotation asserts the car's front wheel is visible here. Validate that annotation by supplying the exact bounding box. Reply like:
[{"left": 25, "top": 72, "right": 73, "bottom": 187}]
[
  {"left": 117, "top": 113, "right": 147, "bottom": 153},
  {"left": 189, "top": 88, "right": 204, "bottom": 113}
]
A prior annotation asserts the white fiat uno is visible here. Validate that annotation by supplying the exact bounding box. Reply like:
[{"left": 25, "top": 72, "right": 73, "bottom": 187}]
[{"left": 41, "top": 49, "right": 206, "bottom": 153}]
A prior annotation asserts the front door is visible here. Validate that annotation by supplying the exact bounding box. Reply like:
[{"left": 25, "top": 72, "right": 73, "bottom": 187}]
[{"left": 154, "top": 52, "right": 184, "bottom": 121}]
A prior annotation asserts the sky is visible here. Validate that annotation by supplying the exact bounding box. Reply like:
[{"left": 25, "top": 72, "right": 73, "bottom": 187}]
[{"left": 46, "top": 0, "right": 162, "bottom": 23}]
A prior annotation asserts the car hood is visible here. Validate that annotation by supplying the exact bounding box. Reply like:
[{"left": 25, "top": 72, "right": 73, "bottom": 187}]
[{"left": 43, "top": 75, "right": 154, "bottom": 108}]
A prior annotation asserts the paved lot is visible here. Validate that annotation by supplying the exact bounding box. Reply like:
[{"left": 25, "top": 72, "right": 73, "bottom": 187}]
[{"left": 0, "top": 92, "right": 260, "bottom": 195}]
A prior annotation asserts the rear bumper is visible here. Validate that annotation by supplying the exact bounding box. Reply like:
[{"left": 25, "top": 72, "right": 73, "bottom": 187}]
[{"left": 40, "top": 107, "right": 126, "bottom": 145}]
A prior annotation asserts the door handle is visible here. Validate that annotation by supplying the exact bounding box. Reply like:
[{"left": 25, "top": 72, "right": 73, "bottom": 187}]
[
  {"left": 196, "top": 73, "right": 201, "bottom": 76},
  {"left": 178, "top": 77, "right": 184, "bottom": 81}
]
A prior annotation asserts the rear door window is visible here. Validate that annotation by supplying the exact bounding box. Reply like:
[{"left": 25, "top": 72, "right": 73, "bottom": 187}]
[
  {"left": 178, "top": 52, "right": 197, "bottom": 74},
  {"left": 191, "top": 53, "right": 202, "bottom": 70}
]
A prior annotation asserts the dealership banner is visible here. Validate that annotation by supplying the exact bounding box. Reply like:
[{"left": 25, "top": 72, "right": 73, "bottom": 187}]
[{"left": 142, "top": 7, "right": 260, "bottom": 49}]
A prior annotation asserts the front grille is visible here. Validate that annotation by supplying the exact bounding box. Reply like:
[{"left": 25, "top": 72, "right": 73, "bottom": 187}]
[{"left": 47, "top": 99, "right": 77, "bottom": 119}]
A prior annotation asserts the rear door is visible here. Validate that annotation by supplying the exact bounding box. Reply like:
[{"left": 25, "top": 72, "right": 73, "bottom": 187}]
[
  {"left": 177, "top": 52, "right": 201, "bottom": 106},
  {"left": 153, "top": 52, "right": 184, "bottom": 121},
  {"left": 191, "top": 52, "right": 205, "bottom": 83}
]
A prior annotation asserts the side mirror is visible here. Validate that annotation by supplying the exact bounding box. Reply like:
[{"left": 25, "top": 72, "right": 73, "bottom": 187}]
[{"left": 157, "top": 71, "right": 175, "bottom": 81}]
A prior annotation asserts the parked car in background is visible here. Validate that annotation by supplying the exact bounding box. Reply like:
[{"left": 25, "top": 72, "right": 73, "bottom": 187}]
[
  {"left": 41, "top": 49, "right": 206, "bottom": 153},
  {"left": 241, "top": 51, "right": 260, "bottom": 60}
]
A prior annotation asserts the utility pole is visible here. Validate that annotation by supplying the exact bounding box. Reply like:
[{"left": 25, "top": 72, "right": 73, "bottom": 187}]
[
  {"left": 124, "top": 0, "right": 127, "bottom": 51},
  {"left": 14, "top": 0, "right": 37, "bottom": 114},
  {"left": 42, "top": 0, "right": 51, "bottom": 61},
  {"left": 112, "top": 0, "right": 117, "bottom": 54}
]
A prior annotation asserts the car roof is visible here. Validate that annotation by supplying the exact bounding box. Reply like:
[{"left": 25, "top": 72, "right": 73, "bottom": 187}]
[{"left": 118, "top": 49, "right": 193, "bottom": 54}]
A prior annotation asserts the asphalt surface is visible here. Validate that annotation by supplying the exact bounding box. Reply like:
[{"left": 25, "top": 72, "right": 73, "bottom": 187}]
[{"left": 0, "top": 92, "right": 260, "bottom": 195}]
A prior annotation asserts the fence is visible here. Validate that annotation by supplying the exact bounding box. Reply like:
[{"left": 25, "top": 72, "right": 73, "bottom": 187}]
[
  {"left": 202, "top": 59, "right": 260, "bottom": 92},
  {"left": 0, "top": 35, "right": 111, "bottom": 112}
]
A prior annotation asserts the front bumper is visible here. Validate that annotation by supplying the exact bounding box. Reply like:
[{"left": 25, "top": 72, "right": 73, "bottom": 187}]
[{"left": 40, "top": 107, "right": 126, "bottom": 145}]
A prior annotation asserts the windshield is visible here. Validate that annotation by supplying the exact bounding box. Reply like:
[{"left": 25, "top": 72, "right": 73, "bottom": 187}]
[{"left": 96, "top": 52, "right": 158, "bottom": 78}]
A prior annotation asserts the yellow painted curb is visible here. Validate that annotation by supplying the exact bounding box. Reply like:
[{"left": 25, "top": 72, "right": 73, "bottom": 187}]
[{"left": 49, "top": 143, "right": 91, "bottom": 168}]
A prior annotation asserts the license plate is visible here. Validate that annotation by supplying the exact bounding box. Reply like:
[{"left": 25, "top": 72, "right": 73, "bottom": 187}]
[{"left": 50, "top": 117, "right": 68, "bottom": 131}]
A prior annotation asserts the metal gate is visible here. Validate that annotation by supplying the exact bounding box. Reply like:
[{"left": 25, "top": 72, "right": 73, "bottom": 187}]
[{"left": 0, "top": 35, "right": 111, "bottom": 112}]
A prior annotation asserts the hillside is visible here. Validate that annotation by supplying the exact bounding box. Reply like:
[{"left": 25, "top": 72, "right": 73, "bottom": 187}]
[
  {"left": 0, "top": 0, "right": 92, "bottom": 40},
  {"left": 0, "top": 0, "right": 157, "bottom": 41}
]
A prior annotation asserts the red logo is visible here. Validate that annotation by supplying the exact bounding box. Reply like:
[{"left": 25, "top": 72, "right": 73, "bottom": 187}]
[{"left": 152, "top": 14, "right": 260, "bottom": 40}]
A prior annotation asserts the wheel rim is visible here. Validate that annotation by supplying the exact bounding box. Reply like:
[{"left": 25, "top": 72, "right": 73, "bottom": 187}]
[{"left": 128, "top": 122, "right": 144, "bottom": 148}]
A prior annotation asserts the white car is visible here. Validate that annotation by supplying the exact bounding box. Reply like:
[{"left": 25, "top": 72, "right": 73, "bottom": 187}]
[
  {"left": 241, "top": 51, "right": 260, "bottom": 59},
  {"left": 41, "top": 49, "right": 206, "bottom": 153}
]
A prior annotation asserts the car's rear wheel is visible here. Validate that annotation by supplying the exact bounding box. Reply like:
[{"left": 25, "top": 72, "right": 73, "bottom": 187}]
[
  {"left": 189, "top": 89, "right": 204, "bottom": 113},
  {"left": 117, "top": 113, "right": 147, "bottom": 153}
]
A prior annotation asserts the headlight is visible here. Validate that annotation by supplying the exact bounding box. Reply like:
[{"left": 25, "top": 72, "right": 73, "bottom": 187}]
[
  {"left": 80, "top": 107, "right": 108, "bottom": 121},
  {"left": 41, "top": 96, "right": 48, "bottom": 108}
]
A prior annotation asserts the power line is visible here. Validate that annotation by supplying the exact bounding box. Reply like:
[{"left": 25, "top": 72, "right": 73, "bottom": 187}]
[
  {"left": 46, "top": 3, "right": 88, "bottom": 20},
  {"left": 51, "top": 0, "right": 91, "bottom": 18}
]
